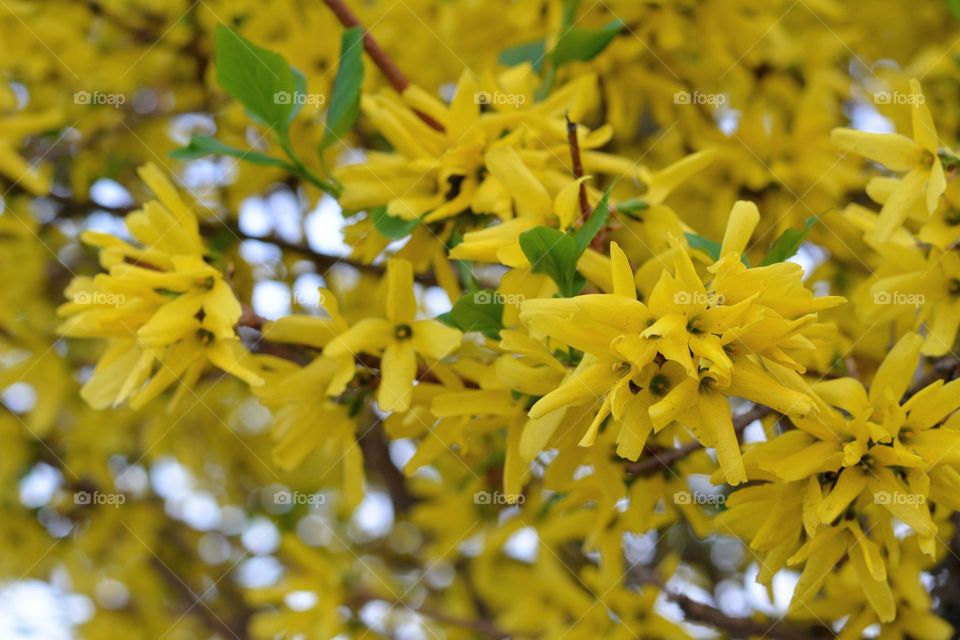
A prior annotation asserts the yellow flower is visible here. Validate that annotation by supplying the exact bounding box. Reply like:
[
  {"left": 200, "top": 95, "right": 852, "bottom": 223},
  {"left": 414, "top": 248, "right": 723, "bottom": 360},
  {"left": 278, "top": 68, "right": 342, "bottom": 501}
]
[
  {"left": 324, "top": 258, "right": 460, "bottom": 411},
  {"left": 57, "top": 163, "right": 262, "bottom": 409},
  {"left": 519, "top": 203, "right": 842, "bottom": 484},
  {"left": 831, "top": 78, "right": 947, "bottom": 243}
]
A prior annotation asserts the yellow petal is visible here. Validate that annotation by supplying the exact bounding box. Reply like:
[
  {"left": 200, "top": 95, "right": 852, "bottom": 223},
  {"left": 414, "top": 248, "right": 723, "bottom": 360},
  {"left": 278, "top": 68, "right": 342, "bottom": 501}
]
[
  {"left": 411, "top": 320, "right": 461, "bottom": 360},
  {"left": 830, "top": 128, "right": 922, "bottom": 171},
  {"left": 377, "top": 340, "right": 417, "bottom": 412},
  {"left": 719, "top": 200, "right": 759, "bottom": 258},
  {"left": 386, "top": 258, "right": 417, "bottom": 324}
]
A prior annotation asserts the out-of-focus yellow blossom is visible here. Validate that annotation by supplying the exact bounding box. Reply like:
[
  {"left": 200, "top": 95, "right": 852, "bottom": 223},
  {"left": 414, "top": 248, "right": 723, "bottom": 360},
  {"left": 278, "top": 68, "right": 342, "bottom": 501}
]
[
  {"left": 57, "top": 164, "right": 263, "bottom": 409},
  {"left": 832, "top": 79, "right": 948, "bottom": 243}
]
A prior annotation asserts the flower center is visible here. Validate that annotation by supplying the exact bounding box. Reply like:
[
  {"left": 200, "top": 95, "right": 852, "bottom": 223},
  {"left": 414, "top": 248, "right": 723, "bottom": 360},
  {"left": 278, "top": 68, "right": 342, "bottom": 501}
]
[{"left": 394, "top": 323, "right": 413, "bottom": 340}]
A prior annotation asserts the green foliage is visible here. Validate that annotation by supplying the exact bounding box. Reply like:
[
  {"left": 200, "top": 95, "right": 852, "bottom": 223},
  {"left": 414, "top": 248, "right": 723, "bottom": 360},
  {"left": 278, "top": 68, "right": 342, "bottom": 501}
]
[
  {"left": 446, "top": 290, "right": 504, "bottom": 339},
  {"left": 321, "top": 27, "right": 365, "bottom": 152},
  {"left": 214, "top": 24, "right": 303, "bottom": 133},
  {"left": 169, "top": 136, "right": 291, "bottom": 168},
  {"left": 760, "top": 216, "right": 817, "bottom": 266},
  {"left": 371, "top": 206, "right": 419, "bottom": 240}
]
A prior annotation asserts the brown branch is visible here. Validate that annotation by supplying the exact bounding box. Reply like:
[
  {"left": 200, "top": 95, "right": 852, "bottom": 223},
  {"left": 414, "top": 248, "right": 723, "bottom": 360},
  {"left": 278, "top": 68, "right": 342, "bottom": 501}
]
[
  {"left": 349, "top": 591, "right": 507, "bottom": 637},
  {"left": 38, "top": 190, "right": 445, "bottom": 288},
  {"left": 565, "top": 114, "right": 590, "bottom": 221},
  {"left": 209, "top": 217, "right": 442, "bottom": 287},
  {"left": 320, "top": 0, "right": 445, "bottom": 132},
  {"left": 624, "top": 404, "right": 772, "bottom": 476},
  {"left": 238, "top": 306, "right": 479, "bottom": 388},
  {"left": 358, "top": 423, "right": 418, "bottom": 514},
  {"left": 150, "top": 553, "right": 249, "bottom": 640},
  {"left": 631, "top": 567, "right": 831, "bottom": 640}
]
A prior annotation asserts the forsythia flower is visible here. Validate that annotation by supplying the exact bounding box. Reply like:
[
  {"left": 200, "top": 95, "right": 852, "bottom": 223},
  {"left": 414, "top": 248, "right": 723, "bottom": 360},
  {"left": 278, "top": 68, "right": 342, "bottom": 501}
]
[
  {"left": 831, "top": 78, "right": 947, "bottom": 243},
  {"left": 324, "top": 258, "right": 461, "bottom": 412},
  {"left": 520, "top": 201, "right": 844, "bottom": 484},
  {"left": 58, "top": 163, "right": 263, "bottom": 409},
  {"left": 719, "top": 332, "right": 960, "bottom": 624}
]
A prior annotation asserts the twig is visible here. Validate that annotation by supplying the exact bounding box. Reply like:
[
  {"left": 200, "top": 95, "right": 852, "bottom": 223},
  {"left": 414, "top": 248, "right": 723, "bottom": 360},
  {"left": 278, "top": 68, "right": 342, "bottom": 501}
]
[
  {"left": 565, "top": 114, "right": 590, "bottom": 221},
  {"left": 320, "top": 0, "right": 445, "bottom": 132},
  {"left": 624, "top": 404, "right": 772, "bottom": 476},
  {"left": 38, "top": 190, "right": 445, "bottom": 287},
  {"left": 357, "top": 422, "right": 419, "bottom": 514},
  {"left": 631, "top": 567, "right": 832, "bottom": 640},
  {"left": 209, "top": 217, "right": 443, "bottom": 287},
  {"left": 349, "top": 591, "right": 507, "bottom": 637},
  {"left": 238, "top": 306, "right": 479, "bottom": 389}
]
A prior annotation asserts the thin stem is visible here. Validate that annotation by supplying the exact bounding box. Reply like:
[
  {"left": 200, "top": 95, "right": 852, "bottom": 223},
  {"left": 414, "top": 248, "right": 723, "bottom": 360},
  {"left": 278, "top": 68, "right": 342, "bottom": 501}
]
[
  {"left": 320, "top": 0, "right": 445, "bottom": 132},
  {"left": 565, "top": 114, "right": 590, "bottom": 220},
  {"left": 277, "top": 132, "right": 341, "bottom": 196},
  {"left": 624, "top": 404, "right": 772, "bottom": 476}
]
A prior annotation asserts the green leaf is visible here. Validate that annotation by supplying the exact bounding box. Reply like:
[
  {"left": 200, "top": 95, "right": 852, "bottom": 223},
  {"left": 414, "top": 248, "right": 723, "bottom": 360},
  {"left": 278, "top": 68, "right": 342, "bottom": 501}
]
[
  {"left": 214, "top": 24, "right": 301, "bottom": 132},
  {"left": 552, "top": 19, "right": 624, "bottom": 66},
  {"left": 519, "top": 226, "right": 582, "bottom": 297},
  {"left": 321, "top": 27, "right": 365, "bottom": 151},
  {"left": 448, "top": 230, "right": 479, "bottom": 293},
  {"left": 760, "top": 216, "right": 817, "bottom": 266},
  {"left": 435, "top": 311, "right": 456, "bottom": 328},
  {"left": 371, "top": 206, "right": 419, "bottom": 240},
  {"left": 949, "top": 0, "right": 960, "bottom": 19},
  {"left": 170, "top": 135, "right": 292, "bottom": 168},
  {"left": 683, "top": 232, "right": 721, "bottom": 262},
  {"left": 448, "top": 290, "right": 504, "bottom": 340},
  {"left": 617, "top": 197, "right": 649, "bottom": 217},
  {"left": 499, "top": 40, "right": 546, "bottom": 72},
  {"left": 572, "top": 190, "right": 611, "bottom": 255}
]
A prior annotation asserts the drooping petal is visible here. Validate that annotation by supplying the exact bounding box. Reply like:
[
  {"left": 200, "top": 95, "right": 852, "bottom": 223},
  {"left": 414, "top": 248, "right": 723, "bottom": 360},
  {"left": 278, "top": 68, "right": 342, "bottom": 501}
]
[{"left": 377, "top": 340, "right": 417, "bottom": 412}]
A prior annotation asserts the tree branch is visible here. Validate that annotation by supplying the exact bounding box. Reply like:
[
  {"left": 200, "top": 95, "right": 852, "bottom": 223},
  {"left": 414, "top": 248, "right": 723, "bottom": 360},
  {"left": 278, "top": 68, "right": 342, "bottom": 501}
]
[
  {"left": 320, "top": 0, "right": 445, "bottom": 132},
  {"left": 631, "top": 567, "right": 832, "bottom": 640},
  {"left": 624, "top": 404, "right": 772, "bottom": 476}
]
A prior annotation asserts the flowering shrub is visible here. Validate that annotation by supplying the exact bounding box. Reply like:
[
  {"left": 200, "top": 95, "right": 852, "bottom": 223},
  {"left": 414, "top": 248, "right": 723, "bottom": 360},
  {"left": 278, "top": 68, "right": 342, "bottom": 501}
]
[{"left": 2, "top": 1, "right": 960, "bottom": 638}]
